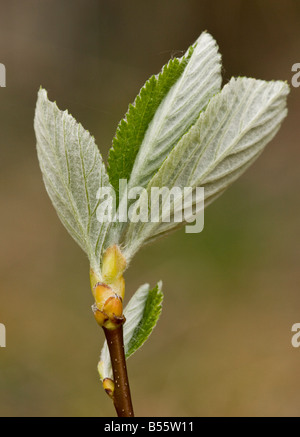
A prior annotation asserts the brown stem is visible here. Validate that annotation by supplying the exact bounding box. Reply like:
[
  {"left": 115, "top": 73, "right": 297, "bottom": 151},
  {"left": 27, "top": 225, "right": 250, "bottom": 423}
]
[{"left": 103, "top": 325, "right": 134, "bottom": 417}]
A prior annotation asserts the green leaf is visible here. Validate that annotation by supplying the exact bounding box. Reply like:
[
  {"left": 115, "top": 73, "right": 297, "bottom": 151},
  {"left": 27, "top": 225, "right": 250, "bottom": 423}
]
[
  {"left": 127, "top": 32, "right": 222, "bottom": 192},
  {"left": 107, "top": 49, "right": 193, "bottom": 204},
  {"left": 98, "top": 282, "right": 163, "bottom": 381},
  {"left": 105, "top": 32, "right": 222, "bottom": 247},
  {"left": 123, "top": 77, "right": 289, "bottom": 260},
  {"left": 126, "top": 281, "right": 163, "bottom": 358},
  {"left": 34, "top": 88, "right": 113, "bottom": 276}
]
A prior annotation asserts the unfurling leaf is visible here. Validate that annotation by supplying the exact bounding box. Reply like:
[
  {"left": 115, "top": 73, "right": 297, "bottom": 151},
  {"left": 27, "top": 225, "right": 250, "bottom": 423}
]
[
  {"left": 34, "top": 89, "right": 113, "bottom": 277},
  {"left": 104, "top": 31, "right": 222, "bottom": 247},
  {"left": 127, "top": 32, "right": 222, "bottom": 192},
  {"left": 123, "top": 77, "right": 289, "bottom": 260},
  {"left": 126, "top": 281, "right": 163, "bottom": 357},
  {"left": 107, "top": 32, "right": 221, "bottom": 215},
  {"left": 107, "top": 49, "right": 193, "bottom": 203}
]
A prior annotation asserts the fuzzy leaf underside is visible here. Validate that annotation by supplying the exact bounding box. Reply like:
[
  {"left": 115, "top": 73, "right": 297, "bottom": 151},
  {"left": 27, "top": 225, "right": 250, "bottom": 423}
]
[
  {"left": 34, "top": 89, "right": 113, "bottom": 276},
  {"left": 98, "top": 282, "right": 163, "bottom": 381},
  {"left": 107, "top": 50, "right": 193, "bottom": 203},
  {"left": 123, "top": 77, "right": 289, "bottom": 260},
  {"left": 127, "top": 32, "right": 222, "bottom": 193}
]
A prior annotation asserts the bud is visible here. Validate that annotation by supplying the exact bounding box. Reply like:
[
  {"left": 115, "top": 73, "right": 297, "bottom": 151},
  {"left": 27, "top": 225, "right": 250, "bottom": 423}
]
[
  {"left": 91, "top": 246, "right": 126, "bottom": 329},
  {"left": 103, "top": 378, "right": 115, "bottom": 398},
  {"left": 110, "top": 275, "right": 125, "bottom": 300},
  {"left": 93, "top": 306, "right": 108, "bottom": 326},
  {"left": 90, "top": 268, "right": 101, "bottom": 291},
  {"left": 93, "top": 283, "right": 114, "bottom": 310},
  {"left": 92, "top": 284, "right": 125, "bottom": 329},
  {"left": 102, "top": 245, "right": 126, "bottom": 283},
  {"left": 103, "top": 295, "right": 123, "bottom": 319}
]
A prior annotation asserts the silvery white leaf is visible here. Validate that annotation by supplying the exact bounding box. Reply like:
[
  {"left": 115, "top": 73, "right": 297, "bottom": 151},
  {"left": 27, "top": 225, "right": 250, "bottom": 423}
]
[
  {"left": 34, "top": 88, "right": 113, "bottom": 277},
  {"left": 127, "top": 31, "right": 222, "bottom": 192},
  {"left": 123, "top": 77, "right": 289, "bottom": 260}
]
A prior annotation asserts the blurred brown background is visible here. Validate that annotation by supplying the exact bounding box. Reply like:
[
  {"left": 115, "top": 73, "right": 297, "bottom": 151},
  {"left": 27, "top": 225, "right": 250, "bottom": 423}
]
[{"left": 0, "top": 0, "right": 300, "bottom": 417}]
